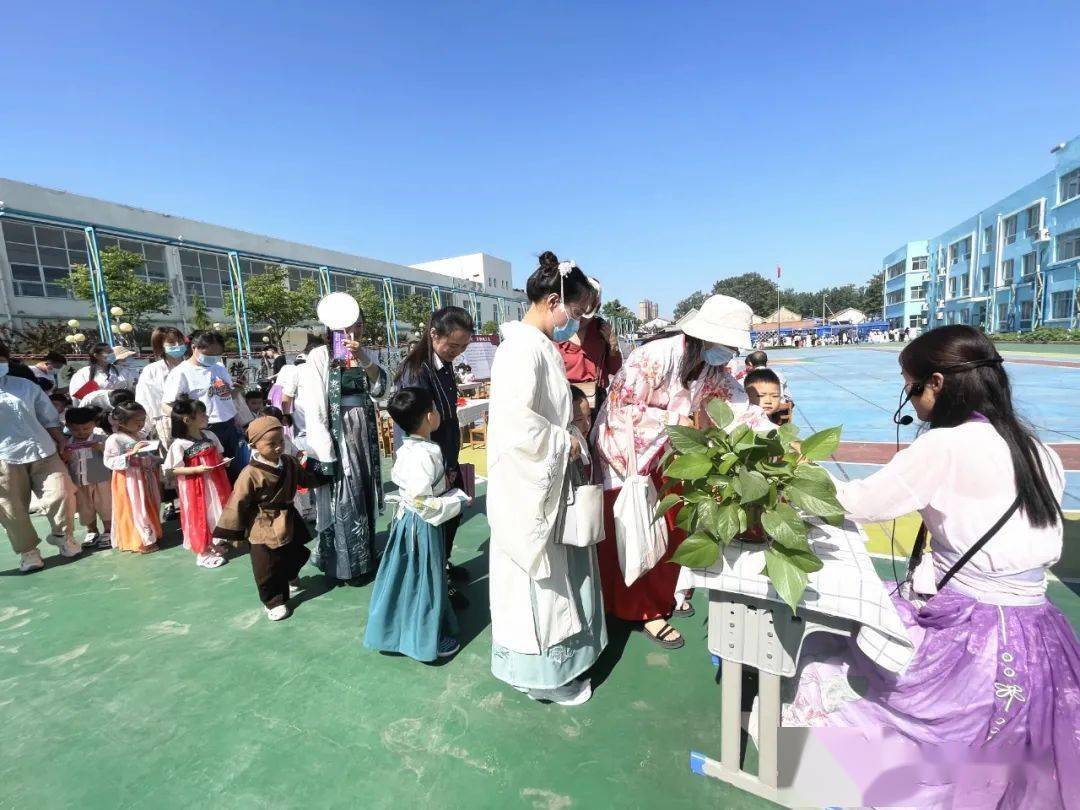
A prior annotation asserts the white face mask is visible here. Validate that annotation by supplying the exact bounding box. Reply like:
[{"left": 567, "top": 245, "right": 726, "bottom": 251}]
[{"left": 702, "top": 345, "right": 736, "bottom": 366}]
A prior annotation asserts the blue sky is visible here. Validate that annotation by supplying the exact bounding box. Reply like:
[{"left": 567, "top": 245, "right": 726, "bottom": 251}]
[{"left": 3, "top": 1, "right": 1080, "bottom": 315}]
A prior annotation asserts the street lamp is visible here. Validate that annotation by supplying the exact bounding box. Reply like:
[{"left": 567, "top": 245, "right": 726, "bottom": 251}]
[
  {"left": 67, "top": 319, "right": 80, "bottom": 328},
  {"left": 119, "top": 323, "right": 133, "bottom": 334},
  {"left": 110, "top": 306, "right": 124, "bottom": 318}
]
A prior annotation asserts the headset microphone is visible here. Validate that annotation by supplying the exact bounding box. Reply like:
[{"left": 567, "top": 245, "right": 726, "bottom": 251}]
[{"left": 898, "top": 414, "right": 913, "bottom": 425}]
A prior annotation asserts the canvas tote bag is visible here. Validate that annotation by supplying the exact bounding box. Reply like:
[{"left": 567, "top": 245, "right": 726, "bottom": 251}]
[{"left": 612, "top": 424, "right": 669, "bottom": 586}]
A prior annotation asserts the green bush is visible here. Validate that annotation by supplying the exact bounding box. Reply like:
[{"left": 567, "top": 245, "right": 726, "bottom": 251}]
[{"left": 991, "top": 328, "right": 1080, "bottom": 344}]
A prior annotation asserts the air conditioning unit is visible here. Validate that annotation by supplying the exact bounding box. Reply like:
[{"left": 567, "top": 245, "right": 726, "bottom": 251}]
[{"left": 1033, "top": 228, "right": 1051, "bottom": 242}]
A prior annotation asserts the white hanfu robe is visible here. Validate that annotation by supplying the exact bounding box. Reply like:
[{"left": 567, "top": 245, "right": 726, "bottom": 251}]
[{"left": 487, "top": 320, "right": 604, "bottom": 678}]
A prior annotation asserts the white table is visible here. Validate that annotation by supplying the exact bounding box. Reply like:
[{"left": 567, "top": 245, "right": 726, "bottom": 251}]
[
  {"left": 456, "top": 398, "right": 489, "bottom": 426},
  {"left": 676, "top": 519, "right": 914, "bottom": 807}
]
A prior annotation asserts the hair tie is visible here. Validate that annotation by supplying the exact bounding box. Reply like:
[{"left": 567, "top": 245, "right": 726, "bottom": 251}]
[{"left": 557, "top": 260, "right": 577, "bottom": 277}]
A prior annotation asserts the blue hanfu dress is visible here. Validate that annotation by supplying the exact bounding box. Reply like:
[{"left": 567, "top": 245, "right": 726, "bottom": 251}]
[{"left": 363, "top": 436, "right": 468, "bottom": 662}]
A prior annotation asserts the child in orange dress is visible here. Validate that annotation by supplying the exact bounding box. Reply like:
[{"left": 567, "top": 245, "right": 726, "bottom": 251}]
[{"left": 103, "top": 402, "right": 162, "bottom": 553}]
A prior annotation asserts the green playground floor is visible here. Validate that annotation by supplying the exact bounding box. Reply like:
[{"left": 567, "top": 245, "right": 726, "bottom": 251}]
[{"left": 3, "top": 496, "right": 1079, "bottom": 809}]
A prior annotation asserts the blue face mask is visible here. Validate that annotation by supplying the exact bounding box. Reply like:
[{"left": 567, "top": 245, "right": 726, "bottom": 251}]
[
  {"left": 165, "top": 345, "right": 187, "bottom": 359},
  {"left": 0, "top": 362, "right": 8, "bottom": 378},
  {"left": 198, "top": 354, "right": 222, "bottom": 367},
  {"left": 702, "top": 346, "right": 736, "bottom": 366},
  {"left": 552, "top": 305, "right": 580, "bottom": 342},
  {"left": 104, "top": 353, "right": 116, "bottom": 365}
]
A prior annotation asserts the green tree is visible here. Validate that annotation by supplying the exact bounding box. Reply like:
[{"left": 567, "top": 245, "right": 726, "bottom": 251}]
[
  {"left": 711, "top": 272, "right": 777, "bottom": 318},
  {"left": 861, "top": 272, "right": 884, "bottom": 318},
  {"left": 600, "top": 299, "right": 638, "bottom": 324},
  {"left": 224, "top": 265, "right": 319, "bottom": 350},
  {"left": 349, "top": 279, "right": 388, "bottom": 346},
  {"left": 68, "top": 246, "right": 171, "bottom": 331},
  {"left": 0, "top": 320, "right": 72, "bottom": 356},
  {"left": 479, "top": 320, "right": 499, "bottom": 335},
  {"left": 189, "top": 291, "right": 213, "bottom": 332},
  {"left": 673, "top": 291, "right": 707, "bottom": 320},
  {"left": 396, "top": 293, "right": 433, "bottom": 333}
]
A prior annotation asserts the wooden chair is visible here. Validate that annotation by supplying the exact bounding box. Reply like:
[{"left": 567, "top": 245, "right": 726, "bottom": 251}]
[
  {"left": 467, "top": 420, "right": 487, "bottom": 448},
  {"left": 378, "top": 413, "right": 395, "bottom": 457}
]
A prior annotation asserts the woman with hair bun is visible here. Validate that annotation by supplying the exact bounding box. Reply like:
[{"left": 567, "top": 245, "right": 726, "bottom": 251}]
[
  {"left": 782, "top": 325, "right": 1078, "bottom": 808},
  {"left": 487, "top": 251, "right": 607, "bottom": 706}
]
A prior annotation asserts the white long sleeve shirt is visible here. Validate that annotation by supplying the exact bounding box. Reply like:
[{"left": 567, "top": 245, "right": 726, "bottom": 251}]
[
  {"left": 837, "top": 421, "right": 1065, "bottom": 604},
  {"left": 391, "top": 436, "right": 466, "bottom": 526}
]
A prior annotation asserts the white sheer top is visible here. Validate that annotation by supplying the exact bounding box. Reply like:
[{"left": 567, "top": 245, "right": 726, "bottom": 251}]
[
  {"left": 391, "top": 436, "right": 467, "bottom": 527},
  {"left": 837, "top": 421, "right": 1065, "bottom": 604}
]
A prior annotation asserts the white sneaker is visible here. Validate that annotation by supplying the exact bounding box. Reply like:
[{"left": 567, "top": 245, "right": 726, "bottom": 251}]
[
  {"left": 58, "top": 539, "right": 81, "bottom": 558},
  {"left": 527, "top": 678, "right": 593, "bottom": 706},
  {"left": 19, "top": 549, "right": 45, "bottom": 573},
  {"left": 264, "top": 605, "right": 290, "bottom": 621},
  {"left": 82, "top": 531, "right": 100, "bottom": 548}
]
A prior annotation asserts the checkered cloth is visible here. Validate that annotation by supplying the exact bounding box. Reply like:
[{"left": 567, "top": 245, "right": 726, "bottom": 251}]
[{"left": 676, "top": 520, "right": 915, "bottom": 674}]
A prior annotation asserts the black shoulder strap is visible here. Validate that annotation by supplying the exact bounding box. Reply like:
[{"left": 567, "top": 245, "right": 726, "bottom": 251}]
[{"left": 935, "top": 496, "right": 1022, "bottom": 592}]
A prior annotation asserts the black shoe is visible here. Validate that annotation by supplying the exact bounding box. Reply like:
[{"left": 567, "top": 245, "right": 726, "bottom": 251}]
[
  {"left": 449, "top": 584, "right": 470, "bottom": 610},
  {"left": 447, "top": 563, "right": 470, "bottom": 585}
]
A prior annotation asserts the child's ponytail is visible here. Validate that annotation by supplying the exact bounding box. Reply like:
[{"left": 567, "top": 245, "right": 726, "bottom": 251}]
[{"left": 170, "top": 395, "right": 204, "bottom": 441}]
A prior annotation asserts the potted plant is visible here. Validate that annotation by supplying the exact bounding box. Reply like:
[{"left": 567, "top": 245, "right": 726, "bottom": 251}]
[{"left": 657, "top": 398, "right": 846, "bottom": 611}]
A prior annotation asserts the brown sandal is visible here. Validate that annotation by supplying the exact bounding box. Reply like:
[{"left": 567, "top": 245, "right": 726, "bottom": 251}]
[{"left": 644, "top": 622, "right": 685, "bottom": 650}]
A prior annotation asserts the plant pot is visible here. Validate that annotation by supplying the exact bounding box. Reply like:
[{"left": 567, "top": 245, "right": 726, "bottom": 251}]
[{"left": 735, "top": 520, "right": 768, "bottom": 544}]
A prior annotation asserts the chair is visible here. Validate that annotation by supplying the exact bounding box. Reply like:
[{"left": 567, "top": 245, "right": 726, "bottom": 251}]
[
  {"left": 378, "top": 413, "right": 395, "bottom": 457},
  {"left": 467, "top": 421, "right": 487, "bottom": 449}
]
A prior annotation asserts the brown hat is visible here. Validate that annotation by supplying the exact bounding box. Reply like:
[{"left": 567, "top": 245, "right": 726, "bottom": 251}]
[
  {"left": 113, "top": 346, "right": 137, "bottom": 362},
  {"left": 246, "top": 415, "right": 284, "bottom": 445}
]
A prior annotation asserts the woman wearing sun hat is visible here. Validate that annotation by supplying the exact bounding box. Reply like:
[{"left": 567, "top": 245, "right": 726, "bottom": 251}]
[{"left": 592, "top": 294, "right": 771, "bottom": 649}]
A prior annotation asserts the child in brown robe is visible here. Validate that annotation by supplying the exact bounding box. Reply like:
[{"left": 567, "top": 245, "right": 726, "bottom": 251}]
[{"left": 213, "top": 416, "right": 320, "bottom": 621}]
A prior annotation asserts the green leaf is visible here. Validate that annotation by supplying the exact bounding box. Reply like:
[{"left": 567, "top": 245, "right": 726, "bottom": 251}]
[
  {"left": 714, "top": 501, "right": 741, "bottom": 544},
  {"left": 764, "top": 547, "right": 810, "bottom": 613},
  {"left": 785, "top": 479, "right": 846, "bottom": 518},
  {"left": 671, "top": 532, "right": 721, "bottom": 569},
  {"left": 778, "top": 542, "right": 824, "bottom": 574},
  {"left": 666, "top": 452, "right": 713, "bottom": 481},
  {"left": 799, "top": 426, "right": 843, "bottom": 461},
  {"left": 777, "top": 421, "right": 800, "bottom": 445},
  {"left": 665, "top": 425, "right": 709, "bottom": 454},
  {"left": 760, "top": 502, "right": 808, "bottom": 548},
  {"left": 733, "top": 470, "right": 770, "bottom": 502},
  {"left": 675, "top": 501, "right": 698, "bottom": 532},
  {"left": 792, "top": 463, "right": 836, "bottom": 493},
  {"left": 705, "top": 398, "right": 735, "bottom": 430},
  {"left": 653, "top": 493, "right": 682, "bottom": 522}
]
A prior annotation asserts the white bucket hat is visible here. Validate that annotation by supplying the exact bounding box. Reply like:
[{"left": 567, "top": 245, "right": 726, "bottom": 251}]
[{"left": 678, "top": 294, "right": 754, "bottom": 349}]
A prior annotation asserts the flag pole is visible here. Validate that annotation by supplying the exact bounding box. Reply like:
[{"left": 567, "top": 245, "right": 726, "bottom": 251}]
[{"left": 776, "top": 264, "right": 781, "bottom": 342}]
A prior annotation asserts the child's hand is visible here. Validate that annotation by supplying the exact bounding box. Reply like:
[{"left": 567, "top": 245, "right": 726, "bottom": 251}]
[{"left": 128, "top": 441, "right": 149, "bottom": 455}]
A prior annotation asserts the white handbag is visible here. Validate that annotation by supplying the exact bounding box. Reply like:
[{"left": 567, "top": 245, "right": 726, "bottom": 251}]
[
  {"left": 559, "top": 427, "right": 606, "bottom": 548},
  {"left": 612, "top": 425, "right": 669, "bottom": 586}
]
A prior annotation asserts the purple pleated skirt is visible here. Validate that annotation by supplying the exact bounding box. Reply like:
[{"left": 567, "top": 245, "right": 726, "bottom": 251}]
[{"left": 783, "top": 587, "right": 1080, "bottom": 808}]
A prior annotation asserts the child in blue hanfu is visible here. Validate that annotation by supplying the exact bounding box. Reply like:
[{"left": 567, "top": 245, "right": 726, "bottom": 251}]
[{"left": 364, "top": 387, "right": 470, "bottom": 661}]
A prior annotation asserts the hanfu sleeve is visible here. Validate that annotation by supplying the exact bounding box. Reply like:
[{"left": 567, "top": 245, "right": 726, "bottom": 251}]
[
  {"left": 212, "top": 468, "right": 260, "bottom": 544},
  {"left": 103, "top": 435, "right": 129, "bottom": 471},
  {"left": 396, "top": 446, "right": 465, "bottom": 527},
  {"left": 834, "top": 431, "right": 942, "bottom": 523},
  {"left": 487, "top": 344, "right": 571, "bottom": 580}
]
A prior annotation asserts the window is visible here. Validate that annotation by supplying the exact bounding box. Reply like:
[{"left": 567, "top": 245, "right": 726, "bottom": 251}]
[
  {"left": 1025, "top": 204, "right": 1041, "bottom": 235},
  {"left": 2, "top": 221, "right": 89, "bottom": 299},
  {"left": 1003, "top": 215, "right": 1017, "bottom": 245},
  {"left": 94, "top": 235, "right": 168, "bottom": 285},
  {"left": 1060, "top": 167, "right": 1080, "bottom": 203},
  {"left": 959, "top": 276, "right": 970, "bottom": 297},
  {"left": 886, "top": 290, "right": 904, "bottom": 305},
  {"left": 1057, "top": 228, "right": 1080, "bottom": 261},
  {"left": 980, "top": 265, "right": 992, "bottom": 291},
  {"left": 885, "top": 260, "right": 905, "bottom": 280},
  {"left": 180, "top": 249, "right": 228, "bottom": 308},
  {"left": 911, "top": 256, "right": 928, "bottom": 271},
  {"left": 1000, "top": 258, "right": 1015, "bottom": 284},
  {"left": 1051, "top": 291, "right": 1074, "bottom": 320},
  {"left": 910, "top": 285, "right": 925, "bottom": 300},
  {"left": 908, "top": 315, "right": 919, "bottom": 328},
  {"left": 983, "top": 225, "right": 994, "bottom": 253},
  {"left": 1019, "top": 300, "right": 1033, "bottom": 327},
  {"left": 948, "top": 277, "right": 958, "bottom": 297},
  {"left": 997, "top": 303, "right": 1009, "bottom": 326},
  {"left": 1021, "top": 252, "right": 1036, "bottom": 280}
]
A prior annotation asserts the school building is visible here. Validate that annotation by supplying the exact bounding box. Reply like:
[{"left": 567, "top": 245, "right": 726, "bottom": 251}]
[
  {"left": 882, "top": 135, "right": 1080, "bottom": 333},
  {"left": 0, "top": 178, "right": 527, "bottom": 350}
]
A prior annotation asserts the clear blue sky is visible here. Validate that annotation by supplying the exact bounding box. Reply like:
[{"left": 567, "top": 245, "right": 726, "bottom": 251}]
[{"left": 4, "top": 1, "right": 1080, "bottom": 315}]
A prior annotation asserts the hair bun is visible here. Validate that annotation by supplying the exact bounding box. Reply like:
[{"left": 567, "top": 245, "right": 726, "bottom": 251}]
[{"left": 537, "top": 251, "right": 560, "bottom": 272}]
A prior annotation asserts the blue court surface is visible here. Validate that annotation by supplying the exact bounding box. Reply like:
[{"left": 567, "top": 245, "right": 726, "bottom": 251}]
[{"left": 770, "top": 346, "right": 1080, "bottom": 509}]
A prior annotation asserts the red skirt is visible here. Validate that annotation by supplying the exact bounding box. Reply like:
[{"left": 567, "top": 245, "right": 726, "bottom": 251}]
[{"left": 598, "top": 469, "right": 686, "bottom": 622}]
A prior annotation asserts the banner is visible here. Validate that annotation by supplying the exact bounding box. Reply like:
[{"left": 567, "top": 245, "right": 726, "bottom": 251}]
[{"left": 458, "top": 334, "right": 499, "bottom": 380}]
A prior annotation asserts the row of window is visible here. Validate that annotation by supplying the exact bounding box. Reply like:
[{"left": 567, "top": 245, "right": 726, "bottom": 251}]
[{"left": 1061, "top": 168, "right": 1080, "bottom": 204}]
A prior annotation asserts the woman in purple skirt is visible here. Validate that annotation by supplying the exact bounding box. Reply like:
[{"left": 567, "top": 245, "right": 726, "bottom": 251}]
[{"left": 783, "top": 325, "right": 1078, "bottom": 808}]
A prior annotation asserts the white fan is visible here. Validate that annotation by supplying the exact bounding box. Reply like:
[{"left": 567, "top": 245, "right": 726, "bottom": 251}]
[{"left": 316, "top": 293, "right": 360, "bottom": 330}]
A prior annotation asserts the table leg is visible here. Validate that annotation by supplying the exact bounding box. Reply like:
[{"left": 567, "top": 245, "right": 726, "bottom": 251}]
[
  {"left": 720, "top": 659, "right": 742, "bottom": 771},
  {"left": 757, "top": 670, "right": 780, "bottom": 788}
]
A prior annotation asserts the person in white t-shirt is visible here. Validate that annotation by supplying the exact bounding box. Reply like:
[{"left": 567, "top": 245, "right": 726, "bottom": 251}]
[{"left": 162, "top": 331, "right": 242, "bottom": 481}]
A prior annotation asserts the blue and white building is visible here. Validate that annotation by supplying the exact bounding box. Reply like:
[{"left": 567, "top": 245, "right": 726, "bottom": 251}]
[{"left": 883, "top": 136, "right": 1080, "bottom": 333}]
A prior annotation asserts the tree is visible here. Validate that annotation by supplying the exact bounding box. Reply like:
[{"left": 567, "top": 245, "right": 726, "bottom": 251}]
[
  {"left": 189, "top": 291, "right": 213, "bottom": 332},
  {"left": 479, "top": 320, "right": 499, "bottom": 335},
  {"left": 0, "top": 320, "right": 71, "bottom": 356},
  {"left": 673, "top": 291, "right": 707, "bottom": 320},
  {"left": 349, "top": 279, "right": 388, "bottom": 347},
  {"left": 861, "top": 272, "right": 884, "bottom": 318},
  {"left": 601, "top": 299, "right": 638, "bottom": 324},
  {"left": 396, "top": 293, "right": 433, "bottom": 333},
  {"left": 68, "top": 246, "right": 171, "bottom": 331},
  {"left": 224, "top": 265, "right": 319, "bottom": 350},
  {"left": 711, "top": 273, "right": 778, "bottom": 318}
]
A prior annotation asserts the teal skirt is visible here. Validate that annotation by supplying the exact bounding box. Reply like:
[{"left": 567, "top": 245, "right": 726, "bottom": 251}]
[{"left": 363, "top": 510, "right": 457, "bottom": 663}]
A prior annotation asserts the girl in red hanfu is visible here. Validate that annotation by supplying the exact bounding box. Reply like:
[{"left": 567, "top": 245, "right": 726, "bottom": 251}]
[{"left": 164, "top": 395, "right": 232, "bottom": 569}]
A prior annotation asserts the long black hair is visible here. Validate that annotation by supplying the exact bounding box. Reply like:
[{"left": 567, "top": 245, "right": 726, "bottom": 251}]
[
  {"left": 525, "top": 251, "right": 592, "bottom": 304},
  {"left": 170, "top": 394, "right": 206, "bottom": 442},
  {"left": 396, "top": 306, "right": 475, "bottom": 383},
  {"left": 899, "top": 325, "right": 1060, "bottom": 528}
]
